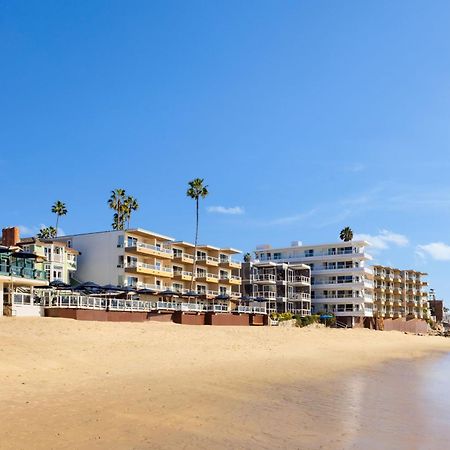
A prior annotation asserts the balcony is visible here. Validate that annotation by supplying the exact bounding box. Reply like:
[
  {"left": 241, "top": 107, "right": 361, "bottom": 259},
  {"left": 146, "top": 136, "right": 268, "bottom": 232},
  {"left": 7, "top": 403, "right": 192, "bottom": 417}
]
[
  {"left": 173, "top": 270, "right": 193, "bottom": 281},
  {"left": 0, "top": 264, "right": 47, "bottom": 282},
  {"left": 125, "top": 262, "right": 173, "bottom": 278},
  {"left": 255, "top": 291, "right": 276, "bottom": 299},
  {"left": 219, "top": 274, "right": 242, "bottom": 285},
  {"left": 219, "top": 258, "right": 241, "bottom": 269},
  {"left": 290, "top": 275, "right": 310, "bottom": 285},
  {"left": 195, "top": 272, "right": 219, "bottom": 283},
  {"left": 173, "top": 253, "right": 195, "bottom": 264},
  {"left": 254, "top": 273, "right": 276, "bottom": 283},
  {"left": 125, "top": 242, "right": 173, "bottom": 259},
  {"left": 196, "top": 255, "right": 219, "bottom": 266}
]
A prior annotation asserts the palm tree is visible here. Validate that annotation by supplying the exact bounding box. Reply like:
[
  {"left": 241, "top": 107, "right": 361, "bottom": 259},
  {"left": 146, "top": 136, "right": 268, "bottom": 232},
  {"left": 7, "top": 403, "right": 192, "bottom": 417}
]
[
  {"left": 108, "top": 189, "right": 126, "bottom": 230},
  {"left": 340, "top": 227, "right": 354, "bottom": 242},
  {"left": 37, "top": 226, "right": 57, "bottom": 239},
  {"left": 186, "top": 178, "right": 209, "bottom": 293},
  {"left": 51, "top": 201, "right": 67, "bottom": 237},
  {"left": 243, "top": 252, "right": 251, "bottom": 263},
  {"left": 124, "top": 196, "right": 139, "bottom": 229}
]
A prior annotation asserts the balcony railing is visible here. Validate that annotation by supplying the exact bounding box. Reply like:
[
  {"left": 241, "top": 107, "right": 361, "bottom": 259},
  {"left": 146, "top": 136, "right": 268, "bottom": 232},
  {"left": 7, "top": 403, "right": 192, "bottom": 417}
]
[
  {"left": 0, "top": 264, "right": 47, "bottom": 281},
  {"left": 255, "top": 291, "right": 276, "bottom": 299},
  {"left": 255, "top": 273, "right": 276, "bottom": 282},
  {"left": 126, "top": 241, "right": 172, "bottom": 255},
  {"left": 126, "top": 262, "right": 173, "bottom": 274}
]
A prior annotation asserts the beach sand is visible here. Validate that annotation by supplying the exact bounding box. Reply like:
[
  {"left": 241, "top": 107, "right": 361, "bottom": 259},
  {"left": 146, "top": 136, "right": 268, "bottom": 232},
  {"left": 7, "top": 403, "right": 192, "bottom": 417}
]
[{"left": 0, "top": 317, "right": 449, "bottom": 449}]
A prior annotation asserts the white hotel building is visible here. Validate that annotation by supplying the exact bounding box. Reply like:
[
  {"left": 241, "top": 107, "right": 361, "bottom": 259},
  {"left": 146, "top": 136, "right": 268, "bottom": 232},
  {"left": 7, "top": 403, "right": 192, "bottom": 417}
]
[{"left": 254, "top": 240, "right": 374, "bottom": 327}]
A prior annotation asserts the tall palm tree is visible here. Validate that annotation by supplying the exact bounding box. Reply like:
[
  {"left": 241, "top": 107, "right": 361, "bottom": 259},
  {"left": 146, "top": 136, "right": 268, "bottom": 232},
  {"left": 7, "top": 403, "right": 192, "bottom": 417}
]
[
  {"left": 124, "top": 196, "right": 139, "bottom": 229},
  {"left": 51, "top": 201, "right": 67, "bottom": 237},
  {"left": 243, "top": 252, "right": 252, "bottom": 263},
  {"left": 340, "top": 227, "right": 354, "bottom": 242},
  {"left": 108, "top": 189, "right": 126, "bottom": 230},
  {"left": 37, "top": 226, "right": 57, "bottom": 239},
  {"left": 186, "top": 178, "right": 209, "bottom": 293}
]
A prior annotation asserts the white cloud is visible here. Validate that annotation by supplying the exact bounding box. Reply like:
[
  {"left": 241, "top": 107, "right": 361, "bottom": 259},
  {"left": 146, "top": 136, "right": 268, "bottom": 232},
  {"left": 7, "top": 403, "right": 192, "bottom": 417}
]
[
  {"left": 347, "top": 162, "right": 366, "bottom": 173},
  {"left": 269, "top": 209, "right": 317, "bottom": 226},
  {"left": 207, "top": 206, "right": 245, "bottom": 215},
  {"left": 417, "top": 242, "right": 450, "bottom": 261},
  {"left": 354, "top": 229, "right": 409, "bottom": 250},
  {"left": 18, "top": 224, "right": 47, "bottom": 236},
  {"left": 17, "top": 224, "right": 65, "bottom": 237}
]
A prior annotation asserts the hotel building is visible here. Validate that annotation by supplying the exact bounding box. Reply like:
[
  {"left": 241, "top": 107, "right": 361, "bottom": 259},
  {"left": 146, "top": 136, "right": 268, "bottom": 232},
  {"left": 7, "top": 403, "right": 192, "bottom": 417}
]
[
  {"left": 241, "top": 261, "right": 311, "bottom": 316},
  {"left": 54, "top": 229, "right": 242, "bottom": 301},
  {"left": 18, "top": 237, "right": 78, "bottom": 284},
  {"left": 372, "top": 265, "right": 430, "bottom": 321},
  {"left": 253, "top": 240, "right": 374, "bottom": 327}
]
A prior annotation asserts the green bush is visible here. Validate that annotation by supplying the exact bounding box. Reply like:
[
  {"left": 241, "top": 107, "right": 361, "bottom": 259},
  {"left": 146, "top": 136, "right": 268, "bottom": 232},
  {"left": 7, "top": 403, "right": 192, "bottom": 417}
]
[{"left": 294, "top": 314, "right": 321, "bottom": 327}]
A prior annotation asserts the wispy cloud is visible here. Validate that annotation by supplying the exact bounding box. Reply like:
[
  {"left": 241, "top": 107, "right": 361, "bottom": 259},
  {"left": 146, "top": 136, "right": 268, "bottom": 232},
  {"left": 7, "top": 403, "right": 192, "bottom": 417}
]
[
  {"left": 354, "top": 230, "right": 409, "bottom": 250},
  {"left": 19, "top": 224, "right": 46, "bottom": 236},
  {"left": 269, "top": 208, "right": 318, "bottom": 226},
  {"left": 207, "top": 206, "right": 245, "bottom": 215},
  {"left": 347, "top": 162, "right": 366, "bottom": 173},
  {"left": 417, "top": 242, "right": 450, "bottom": 261},
  {"left": 18, "top": 224, "right": 65, "bottom": 237}
]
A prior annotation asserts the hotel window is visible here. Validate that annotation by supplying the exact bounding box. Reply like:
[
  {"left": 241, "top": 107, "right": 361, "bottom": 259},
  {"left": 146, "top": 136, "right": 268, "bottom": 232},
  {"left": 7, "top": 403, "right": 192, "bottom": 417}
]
[
  {"left": 219, "top": 254, "right": 228, "bottom": 263},
  {"left": 117, "top": 235, "right": 124, "bottom": 248},
  {"left": 173, "top": 248, "right": 182, "bottom": 258},
  {"left": 197, "top": 285, "right": 207, "bottom": 294},
  {"left": 304, "top": 249, "right": 314, "bottom": 257},
  {"left": 127, "top": 236, "right": 137, "bottom": 248},
  {"left": 219, "top": 286, "right": 227, "bottom": 295},
  {"left": 127, "top": 277, "right": 138, "bottom": 287},
  {"left": 327, "top": 248, "right": 336, "bottom": 255},
  {"left": 273, "top": 252, "right": 282, "bottom": 260},
  {"left": 117, "top": 255, "right": 124, "bottom": 268},
  {"left": 173, "top": 283, "right": 183, "bottom": 292}
]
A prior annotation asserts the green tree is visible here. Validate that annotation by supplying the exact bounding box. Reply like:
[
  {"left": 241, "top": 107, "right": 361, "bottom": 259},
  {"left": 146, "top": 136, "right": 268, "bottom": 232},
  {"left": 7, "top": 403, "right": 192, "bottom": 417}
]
[
  {"left": 37, "top": 226, "right": 57, "bottom": 239},
  {"left": 124, "top": 196, "right": 139, "bottom": 229},
  {"left": 243, "top": 252, "right": 252, "bottom": 263},
  {"left": 339, "top": 227, "right": 354, "bottom": 242},
  {"left": 108, "top": 189, "right": 127, "bottom": 230},
  {"left": 51, "top": 201, "right": 67, "bottom": 237},
  {"left": 186, "top": 178, "right": 209, "bottom": 292}
]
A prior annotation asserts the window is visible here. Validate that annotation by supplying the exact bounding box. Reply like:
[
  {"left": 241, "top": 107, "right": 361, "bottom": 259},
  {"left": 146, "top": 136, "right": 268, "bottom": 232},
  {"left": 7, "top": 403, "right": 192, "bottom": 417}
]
[
  {"left": 117, "top": 255, "right": 124, "bottom": 268},
  {"left": 219, "top": 286, "right": 227, "bottom": 295},
  {"left": 304, "top": 249, "right": 314, "bottom": 257},
  {"left": 127, "top": 236, "right": 137, "bottom": 248},
  {"left": 117, "top": 235, "right": 124, "bottom": 247},
  {"left": 274, "top": 252, "right": 282, "bottom": 260}
]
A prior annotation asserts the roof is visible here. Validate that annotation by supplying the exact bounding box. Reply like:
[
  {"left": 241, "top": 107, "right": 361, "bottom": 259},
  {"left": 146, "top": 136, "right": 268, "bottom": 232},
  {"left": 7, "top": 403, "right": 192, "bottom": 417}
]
[
  {"left": 18, "top": 238, "right": 80, "bottom": 255},
  {"left": 56, "top": 228, "right": 175, "bottom": 242},
  {"left": 254, "top": 240, "right": 370, "bottom": 252}
]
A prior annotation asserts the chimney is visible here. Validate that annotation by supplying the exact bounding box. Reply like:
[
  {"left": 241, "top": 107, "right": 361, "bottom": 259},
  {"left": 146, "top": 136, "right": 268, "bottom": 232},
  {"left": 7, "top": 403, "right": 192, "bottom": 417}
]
[{"left": 2, "top": 227, "right": 20, "bottom": 247}]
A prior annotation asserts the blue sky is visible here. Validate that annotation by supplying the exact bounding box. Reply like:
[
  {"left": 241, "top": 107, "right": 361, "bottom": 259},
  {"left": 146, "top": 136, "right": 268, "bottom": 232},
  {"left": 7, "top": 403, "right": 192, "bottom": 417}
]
[{"left": 2, "top": 1, "right": 450, "bottom": 303}]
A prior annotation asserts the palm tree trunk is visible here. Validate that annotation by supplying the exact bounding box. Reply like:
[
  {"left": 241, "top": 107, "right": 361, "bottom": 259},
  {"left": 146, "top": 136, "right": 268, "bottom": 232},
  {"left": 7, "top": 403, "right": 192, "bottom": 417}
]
[
  {"left": 189, "top": 198, "right": 199, "bottom": 294},
  {"left": 55, "top": 215, "right": 59, "bottom": 237}
]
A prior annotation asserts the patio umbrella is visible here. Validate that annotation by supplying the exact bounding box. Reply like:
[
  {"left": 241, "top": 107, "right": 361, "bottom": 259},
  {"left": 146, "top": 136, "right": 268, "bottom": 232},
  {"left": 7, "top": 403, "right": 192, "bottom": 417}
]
[
  {"left": 49, "top": 280, "right": 72, "bottom": 290},
  {"left": 74, "top": 281, "right": 102, "bottom": 292},
  {"left": 240, "top": 295, "right": 254, "bottom": 302},
  {"left": 137, "top": 288, "right": 157, "bottom": 295},
  {"left": 159, "top": 289, "right": 179, "bottom": 297},
  {"left": 255, "top": 296, "right": 267, "bottom": 302},
  {"left": 215, "top": 294, "right": 230, "bottom": 301},
  {"left": 183, "top": 291, "right": 199, "bottom": 298}
]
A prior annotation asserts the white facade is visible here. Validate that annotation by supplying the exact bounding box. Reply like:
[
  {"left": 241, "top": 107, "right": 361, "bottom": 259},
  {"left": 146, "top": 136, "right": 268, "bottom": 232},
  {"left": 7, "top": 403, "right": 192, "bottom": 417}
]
[
  {"left": 254, "top": 240, "right": 374, "bottom": 327},
  {"left": 54, "top": 229, "right": 174, "bottom": 288}
]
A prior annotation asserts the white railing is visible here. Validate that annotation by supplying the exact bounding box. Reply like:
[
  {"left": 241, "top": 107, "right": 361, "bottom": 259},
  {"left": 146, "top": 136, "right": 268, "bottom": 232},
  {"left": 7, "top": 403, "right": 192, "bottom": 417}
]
[
  {"left": 255, "top": 273, "right": 276, "bottom": 282},
  {"left": 291, "top": 293, "right": 311, "bottom": 300},
  {"left": 13, "top": 293, "right": 34, "bottom": 305},
  {"left": 173, "top": 252, "right": 194, "bottom": 261},
  {"left": 291, "top": 275, "right": 310, "bottom": 284},
  {"left": 196, "top": 255, "right": 219, "bottom": 263},
  {"left": 255, "top": 291, "right": 276, "bottom": 299},
  {"left": 237, "top": 305, "right": 267, "bottom": 314},
  {"left": 174, "top": 270, "right": 193, "bottom": 277},
  {"left": 132, "top": 242, "right": 172, "bottom": 255}
]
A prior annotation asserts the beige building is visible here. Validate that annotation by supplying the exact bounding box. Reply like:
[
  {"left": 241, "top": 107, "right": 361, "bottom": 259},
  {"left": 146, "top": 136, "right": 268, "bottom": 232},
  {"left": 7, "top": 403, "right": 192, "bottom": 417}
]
[
  {"left": 373, "top": 265, "right": 430, "bottom": 320},
  {"left": 55, "top": 229, "right": 242, "bottom": 300}
]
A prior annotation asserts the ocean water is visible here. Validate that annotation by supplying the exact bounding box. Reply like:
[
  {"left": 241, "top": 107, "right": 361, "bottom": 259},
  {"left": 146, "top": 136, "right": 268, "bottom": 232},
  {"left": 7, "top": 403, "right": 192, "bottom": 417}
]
[
  {"left": 238, "top": 353, "right": 450, "bottom": 450},
  {"left": 335, "top": 353, "right": 450, "bottom": 450}
]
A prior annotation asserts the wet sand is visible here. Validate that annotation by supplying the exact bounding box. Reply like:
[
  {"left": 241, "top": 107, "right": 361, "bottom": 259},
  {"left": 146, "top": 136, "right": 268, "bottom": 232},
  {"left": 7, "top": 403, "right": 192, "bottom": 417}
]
[{"left": 0, "top": 317, "right": 449, "bottom": 449}]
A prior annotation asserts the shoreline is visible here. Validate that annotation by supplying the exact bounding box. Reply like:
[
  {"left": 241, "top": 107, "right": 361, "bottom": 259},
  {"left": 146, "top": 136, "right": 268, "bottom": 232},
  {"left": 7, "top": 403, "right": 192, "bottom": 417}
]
[{"left": 1, "top": 318, "right": 449, "bottom": 449}]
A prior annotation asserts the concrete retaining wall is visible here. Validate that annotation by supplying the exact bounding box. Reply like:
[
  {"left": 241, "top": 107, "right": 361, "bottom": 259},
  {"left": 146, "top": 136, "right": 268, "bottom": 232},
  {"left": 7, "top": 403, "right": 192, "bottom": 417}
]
[
  {"left": 384, "top": 318, "right": 428, "bottom": 334},
  {"left": 45, "top": 309, "right": 147, "bottom": 322},
  {"left": 205, "top": 313, "right": 250, "bottom": 326}
]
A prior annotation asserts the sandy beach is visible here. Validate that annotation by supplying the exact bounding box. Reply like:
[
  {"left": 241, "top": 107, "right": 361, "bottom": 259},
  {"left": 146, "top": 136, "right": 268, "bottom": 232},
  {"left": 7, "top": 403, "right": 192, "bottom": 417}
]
[{"left": 1, "top": 318, "right": 449, "bottom": 449}]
